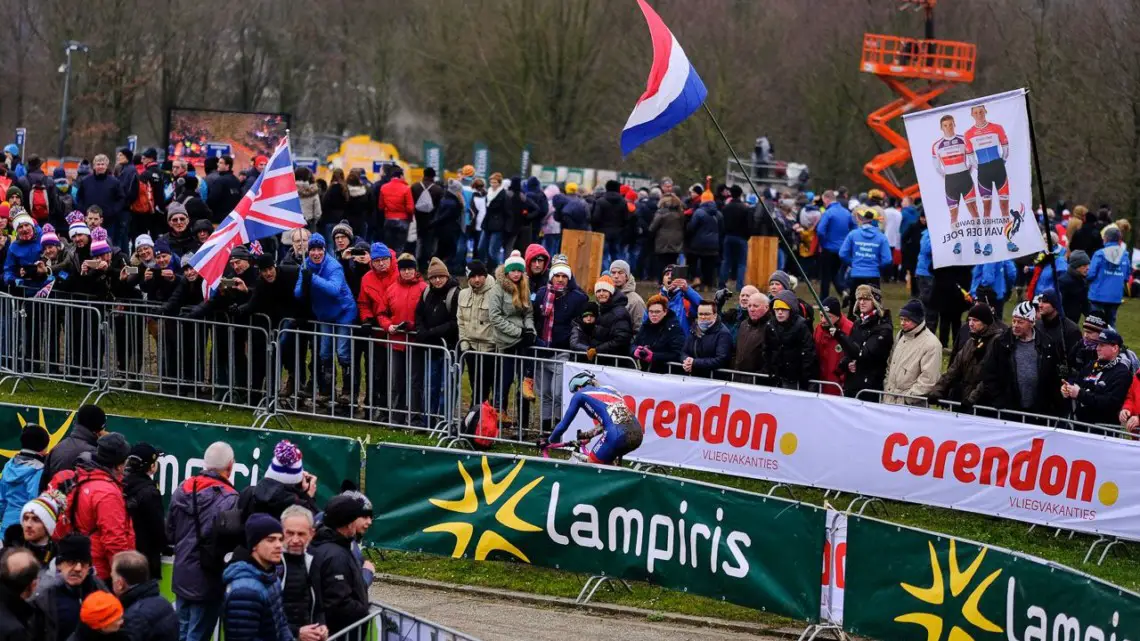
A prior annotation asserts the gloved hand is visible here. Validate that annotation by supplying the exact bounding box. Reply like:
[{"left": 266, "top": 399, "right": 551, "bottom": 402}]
[
  {"left": 633, "top": 346, "right": 645, "bottom": 360},
  {"left": 536, "top": 436, "right": 550, "bottom": 450},
  {"left": 926, "top": 392, "right": 942, "bottom": 406},
  {"left": 642, "top": 347, "right": 653, "bottom": 363},
  {"left": 522, "top": 328, "right": 537, "bottom": 344},
  {"left": 586, "top": 348, "right": 597, "bottom": 361},
  {"left": 360, "top": 320, "right": 375, "bottom": 335}
]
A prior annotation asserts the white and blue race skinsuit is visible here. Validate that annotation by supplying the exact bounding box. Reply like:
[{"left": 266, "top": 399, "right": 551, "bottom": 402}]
[{"left": 549, "top": 384, "right": 644, "bottom": 464}]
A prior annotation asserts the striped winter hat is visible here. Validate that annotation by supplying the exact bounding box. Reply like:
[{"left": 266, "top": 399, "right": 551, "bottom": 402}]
[
  {"left": 23, "top": 490, "right": 65, "bottom": 535},
  {"left": 90, "top": 227, "right": 112, "bottom": 256},
  {"left": 264, "top": 439, "right": 304, "bottom": 485},
  {"left": 67, "top": 210, "right": 90, "bottom": 239}
]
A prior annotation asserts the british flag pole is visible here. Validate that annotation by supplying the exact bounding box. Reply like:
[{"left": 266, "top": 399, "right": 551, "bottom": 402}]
[{"left": 188, "top": 130, "right": 305, "bottom": 298}]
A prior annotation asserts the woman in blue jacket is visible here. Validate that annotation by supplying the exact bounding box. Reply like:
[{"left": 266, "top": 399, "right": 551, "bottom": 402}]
[
  {"left": 685, "top": 199, "right": 722, "bottom": 291},
  {"left": 1087, "top": 226, "right": 1128, "bottom": 325},
  {"left": 295, "top": 233, "right": 358, "bottom": 396}
]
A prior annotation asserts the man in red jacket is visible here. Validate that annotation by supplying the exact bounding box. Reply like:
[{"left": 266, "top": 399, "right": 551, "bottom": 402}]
[
  {"left": 379, "top": 253, "right": 427, "bottom": 426},
  {"left": 55, "top": 432, "right": 135, "bottom": 580},
  {"left": 378, "top": 167, "right": 415, "bottom": 254},
  {"left": 357, "top": 242, "right": 398, "bottom": 419}
]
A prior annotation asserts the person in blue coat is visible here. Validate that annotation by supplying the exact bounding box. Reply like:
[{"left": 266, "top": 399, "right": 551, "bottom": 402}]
[
  {"left": 1087, "top": 226, "right": 1128, "bottom": 326},
  {"left": 648, "top": 265, "right": 703, "bottom": 336},
  {"left": 2, "top": 209, "right": 48, "bottom": 292},
  {"left": 295, "top": 233, "right": 358, "bottom": 393},
  {"left": 1027, "top": 242, "right": 1067, "bottom": 299},
  {"left": 970, "top": 259, "right": 1017, "bottom": 318},
  {"left": 685, "top": 200, "right": 721, "bottom": 291},
  {"left": 815, "top": 191, "right": 855, "bottom": 299},
  {"left": 221, "top": 515, "right": 296, "bottom": 641},
  {"left": 0, "top": 424, "right": 49, "bottom": 531},
  {"left": 915, "top": 226, "right": 938, "bottom": 333},
  {"left": 839, "top": 208, "right": 892, "bottom": 292}
]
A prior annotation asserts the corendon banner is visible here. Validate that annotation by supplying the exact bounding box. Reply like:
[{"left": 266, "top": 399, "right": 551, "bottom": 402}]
[
  {"left": 560, "top": 364, "right": 1140, "bottom": 541},
  {"left": 902, "top": 88, "right": 1045, "bottom": 267}
]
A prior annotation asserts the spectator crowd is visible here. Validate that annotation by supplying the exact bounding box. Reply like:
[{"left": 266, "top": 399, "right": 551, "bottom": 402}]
[{"left": 0, "top": 402, "right": 375, "bottom": 640}]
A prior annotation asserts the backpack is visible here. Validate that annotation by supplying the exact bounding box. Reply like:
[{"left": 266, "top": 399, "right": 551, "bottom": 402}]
[
  {"left": 48, "top": 469, "right": 101, "bottom": 541},
  {"left": 414, "top": 183, "right": 435, "bottom": 213},
  {"left": 30, "top": 183, "right": 50, "bottom": 221},
  {"left": 130, "top": 175, "right": 155, "bottom": 214},
  {"left": 474, "top": 401, "right": 499, "bottom": 449},
  {"left": 190, "top": 479, "right": 244, "bottom": 577}
]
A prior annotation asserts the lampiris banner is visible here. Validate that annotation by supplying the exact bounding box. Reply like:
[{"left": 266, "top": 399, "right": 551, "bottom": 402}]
[
  {"left": 561, "top": 364, "right": 1140, "bottom": 542},
  {"left": 365, "top": 443, "right": 826, "bottom": 621},
  {"left": 903, "top": 88, "right": 1045, "bottom": 268},
  {"left": 842, "top": 515, "right": 1140, "bottom": 640},
  {"left": 0, "top": 404, "right": 361, "bottom": 506}
]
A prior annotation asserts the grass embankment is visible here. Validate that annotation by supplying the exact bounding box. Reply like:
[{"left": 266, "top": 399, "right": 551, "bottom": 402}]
[{"left": 11, "top": 281, "right": 1139, "bottom": 626}]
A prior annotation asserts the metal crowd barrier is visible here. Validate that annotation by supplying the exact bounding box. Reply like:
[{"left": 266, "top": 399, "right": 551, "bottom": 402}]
[
  {"left": 96, "top": 307, "right": 275, "bottom": 415},
  {"left": 328, "top": 600, "right": 481, "bottom": 641},
  {"left": 663, "top": 363, "right": 846, "bottom": 396},
  {"left": 274, "top": 324, "right": 455, "bottom": 438},
  {"left": 453, "top": 347, "right": 567, "bottom": 448},
  {"left": 0, "top": 292, "right": 109, "bottom": 397}
]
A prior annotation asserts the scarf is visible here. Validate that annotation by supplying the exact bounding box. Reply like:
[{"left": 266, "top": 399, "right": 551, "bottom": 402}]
[{"left": 540, "top": 288, "right": 556, "bottom": 344}]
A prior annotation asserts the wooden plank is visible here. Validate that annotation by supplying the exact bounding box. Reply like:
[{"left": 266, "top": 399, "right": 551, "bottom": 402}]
[
  {"left": 559, "top": 229, "right": 604, "bottom": 282},
  {"left": 746, "top": 236, "right": 780, "bottom": 289}
]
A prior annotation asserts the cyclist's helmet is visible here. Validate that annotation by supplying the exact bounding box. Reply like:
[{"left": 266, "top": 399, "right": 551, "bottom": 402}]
[{"left": 568, "top": 371, "right": 596, "bottom": 393}]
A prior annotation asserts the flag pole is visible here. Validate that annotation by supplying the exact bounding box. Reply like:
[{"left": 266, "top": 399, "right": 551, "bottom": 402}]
[{"left": 701, "top": 103, "right": 833, "bottom": 327}]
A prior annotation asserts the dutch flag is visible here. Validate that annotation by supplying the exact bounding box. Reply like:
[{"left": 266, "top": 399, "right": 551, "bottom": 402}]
[{"left": 620, "top": 0, "right": 708, "bottom": 156}]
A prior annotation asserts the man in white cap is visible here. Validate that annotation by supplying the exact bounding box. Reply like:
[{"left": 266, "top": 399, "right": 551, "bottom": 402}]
[{"left": 12, "top": 491, "right": 62, "bottom": 566}]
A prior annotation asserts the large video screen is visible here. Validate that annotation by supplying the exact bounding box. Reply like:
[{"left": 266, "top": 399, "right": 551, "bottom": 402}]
[{"left": 166, "top": 108, "right": 290, "bottom": 170}]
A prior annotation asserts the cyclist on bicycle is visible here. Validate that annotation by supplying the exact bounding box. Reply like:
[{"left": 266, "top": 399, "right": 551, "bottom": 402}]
[{"left": 539, "top": 371, "right": 644, "bottom": 465}]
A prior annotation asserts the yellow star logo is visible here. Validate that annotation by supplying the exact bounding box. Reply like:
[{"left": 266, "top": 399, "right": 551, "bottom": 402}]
[
  {"left": 0, "top": 408, "right": 74, "bottom": 460},
  {"left": 895, "top": 540, "right": 1004, "bottom": 641},
  {"left": 424, "top": 457, "right": 544, "bottom": 563}
]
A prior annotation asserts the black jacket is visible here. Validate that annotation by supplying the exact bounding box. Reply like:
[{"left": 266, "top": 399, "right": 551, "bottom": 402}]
[
  {"left": 431, "top": 192, "right": 465, "bottom": 243},
  {"left": 1057, "top": 268, "right": 1090, "bottom": 323},
  {"left": 239, "top": 264, "right": 301, "bottom": 325},
  {"left": 721, "top": 200, "right": 753, "bottom": 238},
  {"left": 683, "top": 320, "right": 734, "bottom": 376},
  {"left": 309, "top": 526, "right": 370, "bottom": 638},
  {"left": 482, "top": 189, "right": 509, "bottom": 234},
  {"left": 238, "top": 478, "right": 318, "bottom": 522},
  {"left": 40, "top": 423, "right": 101, "bottom": 491},
  {"left": 166, "top": 273, "right": 206, "bottom": 316},
  {"left": 279, "top": 552, "right": 317, "bottom": 637},
  {"left": 415, "top": 279, "right": 460, "bottom": 349},
  {"left": 138, "top": 162, "right": 167, "bottom": 216},
  {"left": 1068, "top": 356, "right": 1132, "bottom": 426},
  {"left": 157, "top": 228, "right": 200, "bottom": 259},
  {"left": 838, "top": 311, "right": 894, "bottom": 398},
  {"left": 207, "top": 171, "right": 243, "bottom": 224},
  {"left": 120, "top": 579, "right": 179, "bottom": 641},
  {"left": 932, "top": 323, "right": 1002, "bottom": 404},
  {"left": 591, "top": 191, "right": 629, "bottom": 241},
  {"left": 30, "top": 567, "right": 107, "bottom": 641},
  {"left": 1069, "top": 222, "right": 1104, "bottom": 257},
  {"left": 980, "top": 327, "right": 1062, "bottom": 416},
  {"left": 629, "top": 310, "right": 685, "bottom": 374},
  {"left": 139, "top": 266, "right": 181, "bottom": 306},
  {"left": 123, "top": 471, "right": 166, "bottom": 581},
  {"left": 1035, "top": 314, "right": 1081, "bottom": 366},
  {"left": 594, "top": 293, "right": 633, "bottom": 356},
  {"left": 0, "top": 582, "right": 37, "bottom": 641},
  {"left": 763, "top": 314, "right": 817, "bottom": 388}
]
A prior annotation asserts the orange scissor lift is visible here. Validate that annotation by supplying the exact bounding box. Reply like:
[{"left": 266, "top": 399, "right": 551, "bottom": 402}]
[{"left": 861, "top": 0, "right": 977, "bottom": 200}]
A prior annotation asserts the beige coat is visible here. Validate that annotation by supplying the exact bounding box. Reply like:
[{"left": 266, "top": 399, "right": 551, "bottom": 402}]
[
  {"left": 884, "top": 322, "right": 942, "bottom": 405},
  {"left": 458, "top": 279, "right": 495, "bottom": 351},
  {"left": 620, "top": 278, "right": 647, "bottom": 333}
]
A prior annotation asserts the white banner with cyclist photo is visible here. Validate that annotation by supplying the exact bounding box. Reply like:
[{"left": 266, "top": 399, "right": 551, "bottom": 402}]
[
  {"left": 903, "top": 88, "right": 1045, "bottom": 267},
  {"left": 559, "top": 363, "right": 1140, "bottom": 541}
]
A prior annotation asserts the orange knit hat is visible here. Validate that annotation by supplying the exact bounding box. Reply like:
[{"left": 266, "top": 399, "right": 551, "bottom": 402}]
[{"left": 80, "top": 591, "right": 124, "bottom": 630}]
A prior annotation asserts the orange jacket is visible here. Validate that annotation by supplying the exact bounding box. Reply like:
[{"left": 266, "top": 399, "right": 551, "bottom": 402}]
[
  {"left": 357, "top": 262, "right": 398, "bottom": 325},
  {"left": 377, "top": 274, "right": 426, "bottom": 351},
  {"left": 379, "top": 177, "right": 415, "bottom": 223},
  {"left": 1122, "top": 375, "right": 1140, "bottom": 432}
]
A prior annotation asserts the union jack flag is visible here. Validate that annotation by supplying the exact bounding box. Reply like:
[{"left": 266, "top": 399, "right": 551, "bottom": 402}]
[
  {"left": 188, "top": 136, "right": 303, "bottom": 297},
  {"left": 33, "top": 280, "right": 54, "bottom": 298}
]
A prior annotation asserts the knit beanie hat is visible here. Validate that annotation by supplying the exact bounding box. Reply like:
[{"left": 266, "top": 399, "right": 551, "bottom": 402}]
[
  {"left": 135, "top": 233, "right": 154, "bottom": 249},
  {"left": 503, "top": 250, "right": 526, "bottom": 274},
  {"left": 466, "top": 260, "right": 488, "bottom": 278},
  {"left": 57, "top": 533, "right": 93, "bottom": 563},
  {"left": 594, "top": 275, "right": 615, "bottom": 295},
  {"left": 609, "top": 259, "right": 631, "bottom": 275},
  {"left": 1012, "top": 300, "right": 1037, "bottom": 322},
  {"left": 768, "top": 270, "right": 792, "bottom": 291},
  {"left": 40, "top": 224, "right": 60, "bottom": 247},
  {"left": 22, "top": 490, "right": 63, "bottom": 535},
  {"left": 80, "top": 591, "right": 124, "bottom": 631},
  {"left": 323, "top": 494, "right": 364, "bottom": 529},
  {"left": 256, "top": 253, "right": 276, "bottom": 270},
  {"left": 370, "top": 242, "right": 392, "bottom": 261},
  {"left": 89, "top": 228, "right": 112, "bottom": 256},
  {"left": 967, "top": 303, "right": 995, "bottom": 326},
  {"left": 549, "top": 254, "right": 572, "bottom": 279},
  {"left": 77, "top": 404, "right": 107, "bottom": 431},
  {"left": 331, "top": 221, "right": 354, "bottom": 241},
  {"left": 1083, "top": 314, "right": 1109, "bottom": 333},
  {"left": 582, "top": 301, "right": 600, "bottom": 318},
  {"left": 340, "top": 489, "right": 374, "bottom": 518},
  {"left": 95, "top": 432, "right": 130, "bottom": 468},
  {"left": 245, "top": 513, "right": 283, "bottom": 550},
  {"left": 821, "top": 296, "right": 841, "bottom": 318},
  {"left": 154, "top": 238, "right": 172, "bottom": 256},
  {"left": 1035, "top": 288, "right": 1061, "bottom": 311},
  {"left": 427, "top": 257, "right": 450, "bottom": 279},
  {"left": 166, "top": 201, "right": 188, "bottom": 220},
  {"left": 264, "top": 439, "right": 304, "bottom": 485},
  {"left": 19, "top": 423, "right": 49, "bottom": 452},
  {"left": 397, "top": 252, "right": 417, "bottom": 270},
  {"left": 308, "top": 233, "right": 327, "bottom": 250},
  {"left": 772, "top": 290, "right": 798, "bottom": 314},
  {"left": 5, "top": 185, "right": 21, "bottom": 201},
  {"left": 67, "top": 211, "right": 90, "bottom": 239},
  {"left": 10, "top": 207, "right": 33, "bottom": 231},
  {"left": 1068, "top": 250, "right": 1091, "bottom": 269},
  {"left": 229, "top": 245, "right": 251, "bottom": 262},
  {"left": 899, "top": 299, "right": 925, "bottom": 324}
]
